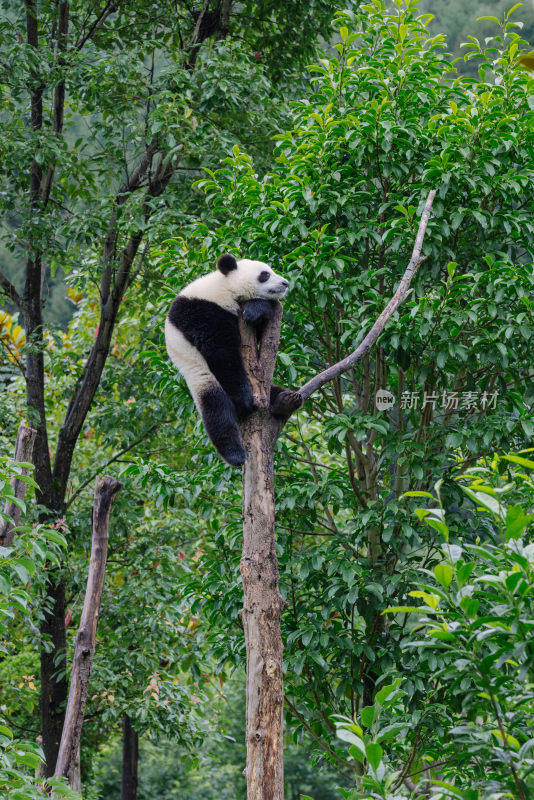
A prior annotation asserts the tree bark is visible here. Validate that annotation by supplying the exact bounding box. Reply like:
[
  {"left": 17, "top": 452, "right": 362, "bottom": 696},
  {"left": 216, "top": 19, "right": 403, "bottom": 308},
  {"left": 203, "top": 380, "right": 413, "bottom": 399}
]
[
  {"left": 239, "top": 303, "right": 286, "bottom": 800},
  {"left": 54, "top": 476, "right": 121, "bottom": 787},
  {"left": 121, "top": 716, "right": 139, "bottom": 800},
  {"left": 0, "top": 424, "right": 37, "bottom": 547}
]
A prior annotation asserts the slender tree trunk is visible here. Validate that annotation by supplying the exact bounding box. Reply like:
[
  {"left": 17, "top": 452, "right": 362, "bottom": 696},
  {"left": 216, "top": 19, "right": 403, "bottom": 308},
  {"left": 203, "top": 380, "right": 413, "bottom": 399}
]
[
  {"left": 0, "top": 424, "right": 37, "bottom": 546},
  {"left": 239, "top": 304, "right": 286, "bottom": 800},
  {"left": 55, "top": 476, "right": 121, "bottom": 787},
  {"left": 121, "top": 716, "right": 139, "bottom": 800},
  {"left": 41, "top": 579, "right": 68, "bottom": 777}
]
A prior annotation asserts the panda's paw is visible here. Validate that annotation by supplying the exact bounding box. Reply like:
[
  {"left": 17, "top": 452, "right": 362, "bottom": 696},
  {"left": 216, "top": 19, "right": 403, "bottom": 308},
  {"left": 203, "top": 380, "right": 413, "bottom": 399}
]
[
  {"left": 222, "top": 445, "right": 247, "bottom": 467},
  {"left": 242, "top": 299, "right": 275, "bottom": 325},
  {"left": 271, "top": 389, "right": 303, "bottom": 418}
]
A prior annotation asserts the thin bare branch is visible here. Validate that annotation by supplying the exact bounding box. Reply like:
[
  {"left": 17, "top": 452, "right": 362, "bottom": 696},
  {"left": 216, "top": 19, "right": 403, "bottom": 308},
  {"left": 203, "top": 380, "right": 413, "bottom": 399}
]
[
  {"left": 284, "top": 696, "right": 354, "bottom": 772},
  {"left": 65, "top": 422, "right": 158, "bottom": 509},
  {"left": 298, "top": 189, "right": 436, "bottom": 402},
  {"left": 74, "top": 0, "right": 119, "bottom": 51}
]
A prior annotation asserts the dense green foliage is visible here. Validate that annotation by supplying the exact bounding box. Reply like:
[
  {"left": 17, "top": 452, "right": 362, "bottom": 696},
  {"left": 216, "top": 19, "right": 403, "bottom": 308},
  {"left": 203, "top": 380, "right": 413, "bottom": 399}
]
[
  {"left": 157, "top": 0, "right": 534, "bottom": 782},
  {"left": 93, "top": 677, "right": 347, "bottom": 800},
  {"left": 0, "top": 459, "right": 74, "bottom": 797},
  {"left": 335, "top": 454, "right": 534, "bottom": 798},
  {"left": 0, "top": 0, "right": 533, "bottom": 797}
]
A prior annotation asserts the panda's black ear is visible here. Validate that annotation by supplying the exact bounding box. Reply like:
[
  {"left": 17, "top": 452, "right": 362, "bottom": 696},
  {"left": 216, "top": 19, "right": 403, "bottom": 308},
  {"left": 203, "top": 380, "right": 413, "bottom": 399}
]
[{"left": 217, "top": 253, "right": 238, "bottom": 275}]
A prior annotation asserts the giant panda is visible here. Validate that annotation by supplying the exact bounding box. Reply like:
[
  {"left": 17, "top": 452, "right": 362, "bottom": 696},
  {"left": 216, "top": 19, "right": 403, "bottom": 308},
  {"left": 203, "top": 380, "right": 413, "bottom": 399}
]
[{"left": 165, "top": 253, "right": 301, "bottom": 466}]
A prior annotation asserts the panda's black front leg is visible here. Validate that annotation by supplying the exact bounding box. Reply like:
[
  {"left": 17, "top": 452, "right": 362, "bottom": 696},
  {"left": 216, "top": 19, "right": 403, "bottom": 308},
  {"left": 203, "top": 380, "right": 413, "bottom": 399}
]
[{"left": 242, "top": 299, "right": 277, "bottom": 336}]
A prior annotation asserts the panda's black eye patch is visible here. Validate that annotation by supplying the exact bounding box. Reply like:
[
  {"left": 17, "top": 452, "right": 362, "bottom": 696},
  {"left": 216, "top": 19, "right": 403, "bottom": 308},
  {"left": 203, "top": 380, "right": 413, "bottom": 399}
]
[{"left": 258, "top": 271, "right": 271, "bottom": 283}]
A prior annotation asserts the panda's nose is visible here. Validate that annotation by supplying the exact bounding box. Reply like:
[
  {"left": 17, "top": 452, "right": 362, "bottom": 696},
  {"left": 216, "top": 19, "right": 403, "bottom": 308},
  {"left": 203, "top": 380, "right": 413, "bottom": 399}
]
[{"left": 281, "top": 280, "right": 289, "bottom": 288}]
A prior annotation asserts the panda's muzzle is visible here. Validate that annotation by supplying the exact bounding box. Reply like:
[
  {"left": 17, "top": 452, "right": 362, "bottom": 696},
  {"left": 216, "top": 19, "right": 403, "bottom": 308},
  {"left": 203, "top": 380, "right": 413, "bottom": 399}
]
[{"left": 269, "top": 280, "right": 289, "bottom": 297}]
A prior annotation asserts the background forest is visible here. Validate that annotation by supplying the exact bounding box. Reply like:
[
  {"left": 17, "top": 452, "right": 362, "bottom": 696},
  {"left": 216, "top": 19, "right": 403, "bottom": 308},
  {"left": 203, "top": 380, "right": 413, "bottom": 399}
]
[{"left": 0, "top": 0, "right": 533, "bottom": 799}]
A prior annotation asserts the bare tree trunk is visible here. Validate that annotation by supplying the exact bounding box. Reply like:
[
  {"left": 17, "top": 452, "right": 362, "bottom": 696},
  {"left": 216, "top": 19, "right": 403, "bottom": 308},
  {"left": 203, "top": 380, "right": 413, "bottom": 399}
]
[
  {"left": 121, "top": 716, "right": 139, "bottom": 800},
  {"left": 55, "top": 476, "right": 121, "bottom": 787},
  {"left": 239, "top": 304, "right": 286, "bottom": 800},
  {"left": 0, "top": 424, "right": 37, "bottom": 546}
]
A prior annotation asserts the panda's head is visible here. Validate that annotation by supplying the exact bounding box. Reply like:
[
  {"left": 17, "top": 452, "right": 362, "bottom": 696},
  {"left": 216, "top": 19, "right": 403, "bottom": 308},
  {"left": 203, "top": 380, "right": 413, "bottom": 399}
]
[{"left": 217, "top": 254, "right": 289, "bottom": 301}]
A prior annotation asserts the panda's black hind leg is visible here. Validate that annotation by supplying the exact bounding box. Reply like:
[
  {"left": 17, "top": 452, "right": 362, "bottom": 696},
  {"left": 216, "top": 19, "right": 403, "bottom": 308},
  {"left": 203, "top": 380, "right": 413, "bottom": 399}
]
[{"left": 200, "top": 384, "right": 247, "bottom": 466}]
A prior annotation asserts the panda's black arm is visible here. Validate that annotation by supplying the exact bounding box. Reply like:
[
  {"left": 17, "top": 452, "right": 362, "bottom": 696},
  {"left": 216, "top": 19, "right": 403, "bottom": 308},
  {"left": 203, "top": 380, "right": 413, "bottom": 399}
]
[{"left": 242, "top": 299, "right": 277, "bottom": 326}]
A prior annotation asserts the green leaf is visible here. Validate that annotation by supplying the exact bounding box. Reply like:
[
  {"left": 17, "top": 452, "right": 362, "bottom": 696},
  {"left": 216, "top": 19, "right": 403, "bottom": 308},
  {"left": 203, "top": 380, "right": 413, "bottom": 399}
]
[
  {"left": 456, "top": 562, "right": 475, "bottom": 585},
  {"left": 480, "top": 646, "right": 509, "bottom": 675},
  {"left": 461, "top": 487, "right": 505, "bottom": 519},
  {"left": 502, "top": 454, "right": 534, "bottom": 470},
  {"left": 460, "top": 597, "right": 479, "bottom": 618},
  {"left": 336, "top": 727, "right": 366, "bottom": 757},
  {"left": 409, "top": 591, "right": 439, "bottom": 610},
  {"left": 429, "top": 629, "right": 456, "bottom": 641},
  {"left": 365, "top": 742, "right": 383, "bottom": 770},
  {"left": 375, "top": 678, "right": 402, "bottom": 705},
  {"left": 15, "top": 556, "right": 36, "bottom": 576},
  {"left": 506, "top": 506, "right": 533, "bottom": 540},
  {"left": 424, "top": 518, "right": 449, "bottom": 536},
  {"left": 491, "top": 729, "right": 520, "bottom": 750},
  {"left": 348, "top": 744, "right": 365, "bottom": 764},
  {"left": 360, "top": 705, "right": 375, "bottom": 727},
  {"left": 434, "top": 563, "right": 453, "bottom": 589}
]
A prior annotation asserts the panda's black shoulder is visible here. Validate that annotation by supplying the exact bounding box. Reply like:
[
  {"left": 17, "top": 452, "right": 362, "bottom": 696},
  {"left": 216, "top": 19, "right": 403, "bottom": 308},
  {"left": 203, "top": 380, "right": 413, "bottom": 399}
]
[{"left": 167, "top": 295, "right": 240, "bottom": 350}]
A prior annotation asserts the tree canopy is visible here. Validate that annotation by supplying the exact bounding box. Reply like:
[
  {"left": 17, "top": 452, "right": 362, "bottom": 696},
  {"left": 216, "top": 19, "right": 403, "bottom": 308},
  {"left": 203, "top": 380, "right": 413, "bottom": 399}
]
[{"left": 0, "top": 0, "right": 533, "bottom": 798}]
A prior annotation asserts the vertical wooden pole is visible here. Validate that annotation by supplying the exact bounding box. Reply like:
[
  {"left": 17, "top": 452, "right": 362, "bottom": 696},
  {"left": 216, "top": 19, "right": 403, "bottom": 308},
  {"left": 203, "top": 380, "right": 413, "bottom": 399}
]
[
  {"left": 55, "top": 476, "right": 121, "bottom": 788},
  {"left": 239, "top": 303, "right": 287, "bottom": 800}
]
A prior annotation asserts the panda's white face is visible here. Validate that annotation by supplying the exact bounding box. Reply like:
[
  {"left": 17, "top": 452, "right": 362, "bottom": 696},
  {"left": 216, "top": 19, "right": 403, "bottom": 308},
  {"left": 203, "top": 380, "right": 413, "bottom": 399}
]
[
  {"left": 179, "top": 254, "right": 289, "bottom": 313},
  {"left": 227, "top": 259, "right": 289, "bottom": 301}
]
